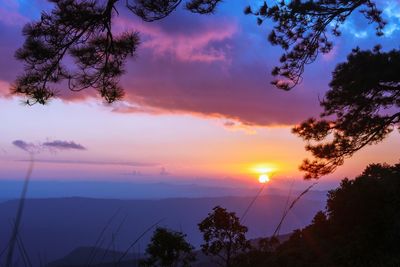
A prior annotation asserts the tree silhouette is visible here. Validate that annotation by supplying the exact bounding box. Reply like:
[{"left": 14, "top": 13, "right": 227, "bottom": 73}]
[
  {"left": 293, "top": 47, "right": 400, "bottom": 179},
  {"left": 198, "top": 206, "right": 249, "bottom": 267},
  {"left": 15, "top": 0, "right": 388, "bottom": 104},
  {"left": 13, "top": 0, "right": 223, "bottom": 105},
  {"left": 233, "top": 237, "right": 279, "bottom": 267},
  {"left": 243, "top": 0, "right": 396, "bottom": 178},
  {"left": 13, "top": 1, "right": 398, "bottom": 178},
  {"left": 129, "top": 0, "right": 223, "bottom": 21},
  {"left": 140, "top": 227, "right": 195, "bottom": 267},
  {"left": 14, "top": 0, "right": 391, "bottom": 100},
  {"left": 273, "top": 162, "right": 400, "bottom": 266},
  {"left": 13, "top": 0, "right": 140, "bottom": 105},
  {"left": 246, "top": 0, "right": 386, "bottom": 90},
  {"left": 234, "top": 163, "right": 400, "bottom": 266}
]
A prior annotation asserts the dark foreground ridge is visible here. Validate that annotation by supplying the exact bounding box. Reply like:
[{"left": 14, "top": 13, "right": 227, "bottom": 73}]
[{"left": 0, "top": 194, "right": 323, "bottom": 266}]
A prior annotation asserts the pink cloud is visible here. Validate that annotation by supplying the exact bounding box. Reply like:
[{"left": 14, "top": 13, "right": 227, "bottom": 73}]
[
  {"left": 142, "top": 24, "right": 236, "bottom": 63},
  {"left": 0, "top": 4, "right": 326, "bottom": 127},
  {"left": 110, "top": 101, "right": 164, "bottom": 114},
  {"left": 96, "top": 13, "right": 323, "bottom": 126},
  {"left": 112, "top": 55, "right": 322, "bottom": 126},
  {"left": 0, "top": 80, "right": 11, "bottom": 97},
  {"left": 222, "top": 120, "right": 257, "bottom": 134},
  {"left": 114, "top": 16, "right": 237, "bottom": 63}
]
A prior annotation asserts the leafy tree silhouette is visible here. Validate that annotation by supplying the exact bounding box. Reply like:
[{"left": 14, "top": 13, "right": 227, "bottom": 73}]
[
  {"left": 14, "top": 0, "right": 387, "bottom": 103},
  {"left": 244, "top": 1, "right": 396, "bottom": 178},
  {"left": 233, "top": 236, "right": 279, "bottom": 267},
  {"left": 293, "top": 47, "right": 400, "bottom": 179},
  {"left": 140, "top": 227, "right": 195, "bottom": 267},
  {"left": 12, "top": 0, "right": 223, "bottom": 105},
  {"left": 13, "top": 0, "right": 397, "bottom": 177},
  {"left": 234, "top": 163, "right": 400, "bottom": 267},
  {"left": 273, "top": 162, "right": 400, "bottom": 266},
  {"left": 198, "top": 206, "right": 249, "bottom": 267},
  {"left": 245, "top": 0, "right": 386, "bottom": 90},
  {"left": 14, "top": 0, "right": 140, "bottom": 105}
]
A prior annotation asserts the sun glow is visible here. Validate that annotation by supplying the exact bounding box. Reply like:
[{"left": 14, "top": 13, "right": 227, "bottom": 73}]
[
  {"left": 258, "top": 174, "right": 270, "bottom": 184},
  {"left": 250, "top": 163, "right": 277, "bottom": 174},
  {"left": 250, "top": 163, "right": 277, "bottom": 183}
]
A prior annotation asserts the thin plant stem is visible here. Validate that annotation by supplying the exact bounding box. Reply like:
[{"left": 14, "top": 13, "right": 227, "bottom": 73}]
[{"left": 5, "top": 153, "right": 34, "bottom": 267}]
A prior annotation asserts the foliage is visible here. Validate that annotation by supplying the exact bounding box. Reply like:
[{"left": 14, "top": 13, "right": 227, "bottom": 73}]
[
  {"left": 13, "top": 1, "right": 398, "bottom": 178},
  {"left": 13, "top": 0, "right": 222, "bottom": 104},
  {"left": 293, "top": 47, "right": 400, "bottom": 179},
  {"left": 128, "top": 0, "right": 223, "bottom": 22},
  {"left": 140, "top": 227, "right": 195, "bottom": 267},
  {"left": 233, "top": 237, "right": 279, "bottom": 267},
  {"left": 236, "top": 162, "right": 400, "bottom": 266},
  {"left": 245, "top": 1, "right": 396, "bottom": 177},
  {"left": 198, "top": 206, "right": 249, "bottom": 267},
  {"left": 13, "top": 0, "right": 140, "bottom": 105},
  {"left": 14, "top": 0, "right": 389, "bottom": 102},
  {"left": 246, "top": 0, "right": 386, "bottom": 90}
]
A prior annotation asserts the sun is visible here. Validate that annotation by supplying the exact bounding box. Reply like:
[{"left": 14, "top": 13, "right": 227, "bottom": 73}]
[
  {"left": 248, "top": 163, "right": 277, "bottom": 184},
  {"left": 258, "top": 174, "right": 270, "bottom": 184}
]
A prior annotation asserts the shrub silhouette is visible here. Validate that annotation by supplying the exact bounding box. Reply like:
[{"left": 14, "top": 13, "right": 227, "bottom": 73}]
[
  {"left": 293, "top": 47, "right": 400, "bottom": 178},
  {"left": 198, "top": 206, "right": 249, "bottom": 267},
  {"left": 236, "top": 162, "right": 400, "bottom": 267},
  {"left": 140, "top": 227, "right": 195, "bottom": 267}
]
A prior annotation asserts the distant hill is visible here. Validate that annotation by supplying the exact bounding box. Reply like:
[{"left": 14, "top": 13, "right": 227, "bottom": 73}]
[
  {"left": 0, "top": 194, "right": 325, "bottom": 265},
  {"left": 0, "top": 180, "right": 328, "bottom": 200}
]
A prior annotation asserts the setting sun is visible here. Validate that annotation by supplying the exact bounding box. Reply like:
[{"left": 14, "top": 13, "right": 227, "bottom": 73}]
[
  {"left": 258, "top": 174, "right": 270, "bottom": 184},
  {"left": 249, "top": 163, "right": 277, "bottom": 183},
  {"left": 2, "top": 0, "right": 400, "bottom": 265}
]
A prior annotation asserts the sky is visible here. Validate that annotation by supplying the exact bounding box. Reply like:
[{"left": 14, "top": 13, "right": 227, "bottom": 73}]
[{"left": 0, "top": 0, "right": 400, "bottom": 190}]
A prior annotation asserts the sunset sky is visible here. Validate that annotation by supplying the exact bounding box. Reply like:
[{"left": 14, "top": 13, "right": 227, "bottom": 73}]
[{"left": 1, "top": 0, "right": 399, "bottom": 189}]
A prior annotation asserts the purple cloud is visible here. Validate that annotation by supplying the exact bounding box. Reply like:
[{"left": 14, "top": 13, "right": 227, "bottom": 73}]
[
  {"left": 12, "top": 139, "right": 87, "bottom": 153},
  {"left": 16, "top": 159, "right": 156, "bottom": 167},
  {"left": 42, "top": 140, "right": 86, "bottom": 150},
  {"left": 2, "top": 1, "right": 400, "bottom": 126},
  {"left": 12, "top": 140, "right": 37, "bottom": 152}
]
